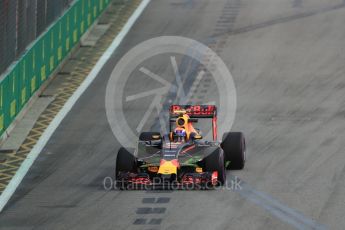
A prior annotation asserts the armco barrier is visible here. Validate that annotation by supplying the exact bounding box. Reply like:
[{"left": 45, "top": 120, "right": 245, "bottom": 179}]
[{"left": 0, "top": 0, "right": 110, "bottom": 136}]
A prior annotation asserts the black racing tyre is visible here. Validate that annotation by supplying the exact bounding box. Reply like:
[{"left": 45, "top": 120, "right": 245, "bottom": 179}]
[
  {"left": 115, "top": 147, "right": 137, "bottom": 179},
  {"left": 139, "top": 132, "right": 161, "bottom": 141},
  {"left": 204, "top": 148, "right": 226, "bottom": 185},
  {"left": 221, "top": 132, "right": 246, "bottom": 170}
]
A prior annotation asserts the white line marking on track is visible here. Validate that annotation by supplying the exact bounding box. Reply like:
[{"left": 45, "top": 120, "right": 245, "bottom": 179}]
[{"left": 0, "top": 0, "right": 151, "bottom": 212}]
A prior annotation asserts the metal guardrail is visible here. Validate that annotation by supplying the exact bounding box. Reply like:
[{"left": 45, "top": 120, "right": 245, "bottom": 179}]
[{"left": 0, "top": 0, "right": 110, "bottom": 136}]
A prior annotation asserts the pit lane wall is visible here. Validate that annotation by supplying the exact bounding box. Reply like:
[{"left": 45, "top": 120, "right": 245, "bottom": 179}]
[{"left": 0, "top": 0, "right": 110, "bottom": 137}]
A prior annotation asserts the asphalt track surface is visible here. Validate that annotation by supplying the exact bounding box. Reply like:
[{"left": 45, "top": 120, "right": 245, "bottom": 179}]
[{"left": 1, "top": 0, "right": 345, "bottom": 229}]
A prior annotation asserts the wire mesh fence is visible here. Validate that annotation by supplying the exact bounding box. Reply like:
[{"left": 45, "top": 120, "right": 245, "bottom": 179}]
[{"left": 0, "top": 0, "right": 74, "bottom": 75}]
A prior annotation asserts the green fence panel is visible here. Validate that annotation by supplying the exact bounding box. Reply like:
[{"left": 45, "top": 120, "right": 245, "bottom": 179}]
[
  {"left": 80, "top": 0, "right": 87, "bottom": 35},
  {"left": 41, "top": 32, "right": 51, "bottom": 81},
  {"left": 72, "top": 4, "right": 80, "bottom": 45},
  {"left": 6, "top": 68, "right": 16, "bottom": 124},
  {"left": 18, "top": 58, "right": 29, "bottom": 110},
  {"left": 46, "top": 28, "right": 54, "bottom": 75},
  {"left": 25, "top": 49, "right": 35, "bottom": 97},
  {"left": 93, "top": 0, "right": 97, "bottom": 21},
  {"left": 35, "top": 38, "right": 43, "bottom": 86},
  {"left": 65, "top": 12, "right": 73, "bottom": 54},
  {"left": 62, "top": 15, "right": 69, "bottom": 60},
  {"left": 1, "top": 77, "right": 10, "bottom": 130},
  {"left": 87, "top": 0, "right": 92, "bottom": 28},
  {"left": 0, "top": 82, "right": 4, "bottom": 133},
  {"left": 51, "top": 26, "right": 59, "bottom": 74},
  {"left": 29, "top": 47, "right": 39, "bottom": 95}
]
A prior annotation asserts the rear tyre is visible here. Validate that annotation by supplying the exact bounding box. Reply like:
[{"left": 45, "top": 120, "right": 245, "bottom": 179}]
[
  {"left": 204, "top": 148, "right": 226, "bottom": 185},
  {"left": 221, "top": 132, "right": 246, "bottom": 170}
]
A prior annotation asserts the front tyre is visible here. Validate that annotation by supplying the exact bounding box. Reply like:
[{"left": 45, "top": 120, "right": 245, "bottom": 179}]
[
  {"left": 204, "top": 148, "right": 226, "bottom": 185},
  {"left": 115, "top": 147, "right": 137, "bottom": 180}
]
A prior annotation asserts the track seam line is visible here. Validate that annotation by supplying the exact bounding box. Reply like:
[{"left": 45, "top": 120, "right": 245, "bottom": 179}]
[{"left": 229, "top": 175, "right": 327, "bottom": 230}]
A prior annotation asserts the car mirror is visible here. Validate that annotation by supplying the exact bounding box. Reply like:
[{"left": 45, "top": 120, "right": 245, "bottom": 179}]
[
  {"left": 194, "top": 134, "right": 202, "bottom": 140},
  {"left": 152, "top": 134, "right": 161, "bottom": 140}
]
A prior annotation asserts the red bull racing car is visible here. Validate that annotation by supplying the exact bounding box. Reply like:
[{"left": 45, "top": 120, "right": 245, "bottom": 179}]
[{"left": 115, "top": 105, "right": 246, "bottom": 189}]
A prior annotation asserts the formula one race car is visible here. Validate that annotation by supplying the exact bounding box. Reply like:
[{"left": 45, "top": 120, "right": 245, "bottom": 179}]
[{"left": 115, "top": 105, "right": 245, "bottom": 189}]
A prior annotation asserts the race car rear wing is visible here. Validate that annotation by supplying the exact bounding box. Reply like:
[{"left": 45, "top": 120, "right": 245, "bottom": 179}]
[
  {"left": 169, "top": 105, "right": 218, "bottom": 141},
  {"left": 169, "top": 105, "right": 217, "bottom": 118}
]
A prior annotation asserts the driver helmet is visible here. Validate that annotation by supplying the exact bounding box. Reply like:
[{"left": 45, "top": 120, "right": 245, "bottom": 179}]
[{"left": 174, "top": 128, "right": 186, "bottom": 142}]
